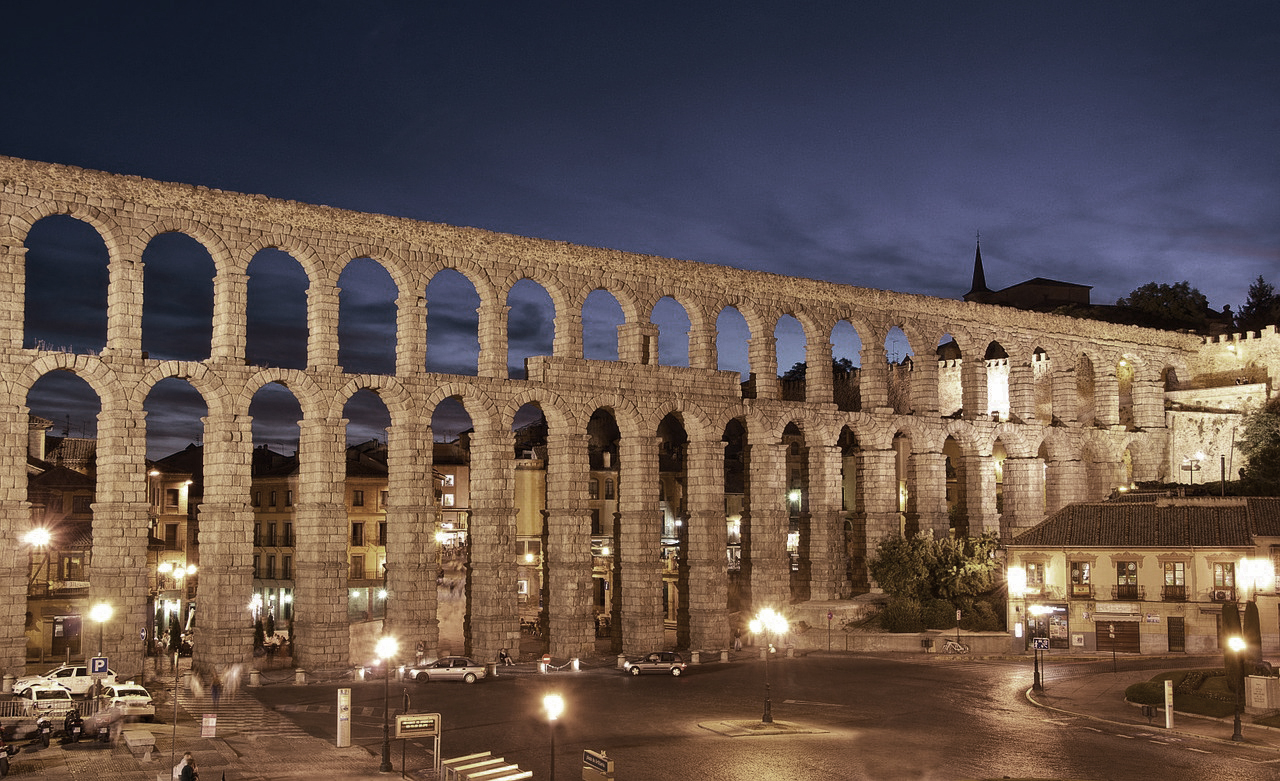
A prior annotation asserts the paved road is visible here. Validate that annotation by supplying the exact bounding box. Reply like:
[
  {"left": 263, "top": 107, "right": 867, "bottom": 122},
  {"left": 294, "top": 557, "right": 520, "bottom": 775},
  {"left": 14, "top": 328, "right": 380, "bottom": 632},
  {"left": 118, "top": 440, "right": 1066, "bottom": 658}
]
[{"left": 250, "top": 653, "right": 1271, "bottom": 780}]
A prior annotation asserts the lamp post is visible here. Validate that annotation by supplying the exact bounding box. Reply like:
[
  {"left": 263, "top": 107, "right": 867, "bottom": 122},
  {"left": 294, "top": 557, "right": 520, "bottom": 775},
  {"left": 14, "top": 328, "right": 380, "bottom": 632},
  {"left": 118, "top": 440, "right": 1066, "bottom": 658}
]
[
  {"left": 749, "top": 607, "right": 789, "bottom": 723},
  {"left": 543, "top": 693, "right": 564, "bottom": 780},
  {"left": 1228, "top": 635, "right": 1246, "bottom": 741},
  {"left": 23, "top": 528, "right": 51, "bottom": 592},
  {"left": 376, "top": 636, "right": 397, "bottom": 772},
  {"left": 90, "top": 602, "right": 113, "bottom": 657}
]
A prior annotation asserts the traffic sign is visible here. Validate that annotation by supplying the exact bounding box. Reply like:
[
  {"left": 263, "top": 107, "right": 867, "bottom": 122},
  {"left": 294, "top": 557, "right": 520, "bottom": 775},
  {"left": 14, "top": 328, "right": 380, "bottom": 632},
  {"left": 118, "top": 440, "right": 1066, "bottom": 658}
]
[
  {"left": 1031, "top": 638, "right": 1050, "bottom": 650},
  {"left": 89, "top": 656, "right": 109, "bottom": 674}
]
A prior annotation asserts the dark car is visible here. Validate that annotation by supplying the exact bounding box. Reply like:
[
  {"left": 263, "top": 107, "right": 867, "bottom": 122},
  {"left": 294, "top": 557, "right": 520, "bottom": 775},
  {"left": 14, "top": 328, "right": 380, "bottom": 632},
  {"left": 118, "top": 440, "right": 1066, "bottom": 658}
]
[
  {"left": 407, "top": 656, "right": 487, "bottom": 683},
  {"left": 623, "top": 651, "right": 687, "bottom": 676}
]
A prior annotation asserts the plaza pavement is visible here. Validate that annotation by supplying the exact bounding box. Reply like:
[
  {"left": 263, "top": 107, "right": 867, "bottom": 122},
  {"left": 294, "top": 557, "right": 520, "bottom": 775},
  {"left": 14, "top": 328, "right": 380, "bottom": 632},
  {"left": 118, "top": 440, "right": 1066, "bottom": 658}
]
[{"left": 6, "top": 651, "right": 1278, "bottom": 779}]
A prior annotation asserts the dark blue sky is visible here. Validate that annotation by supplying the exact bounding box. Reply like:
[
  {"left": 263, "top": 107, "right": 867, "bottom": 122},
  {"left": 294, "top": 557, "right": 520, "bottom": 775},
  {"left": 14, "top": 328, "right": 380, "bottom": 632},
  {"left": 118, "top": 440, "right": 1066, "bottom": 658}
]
[{"left": 5, "top": 2, "right": 1279, "bottom": 457}]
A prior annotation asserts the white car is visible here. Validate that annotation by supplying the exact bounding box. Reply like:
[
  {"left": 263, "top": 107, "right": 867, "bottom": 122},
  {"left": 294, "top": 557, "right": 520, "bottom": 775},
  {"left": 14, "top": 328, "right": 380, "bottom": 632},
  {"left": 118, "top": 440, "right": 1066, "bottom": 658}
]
[
  {"left": 16, "top": 683, "right": 74, "bottom": 715},
  {"left": 98, "top": 683, "right": 155, "bottom": 721},
  {"left": 14, "top": 664, "right": 116, "bottom": 696}
]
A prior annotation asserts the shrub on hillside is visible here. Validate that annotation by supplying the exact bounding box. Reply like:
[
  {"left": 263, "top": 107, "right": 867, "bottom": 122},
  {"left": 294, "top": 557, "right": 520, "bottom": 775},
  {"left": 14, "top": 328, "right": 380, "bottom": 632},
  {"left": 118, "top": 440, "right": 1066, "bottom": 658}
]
[
  {"left": 879, "top": 597, "right": 925, "bottom": 633},
  {"left": 1125, "top": 681, "right": 1165, "bottom": 704}
]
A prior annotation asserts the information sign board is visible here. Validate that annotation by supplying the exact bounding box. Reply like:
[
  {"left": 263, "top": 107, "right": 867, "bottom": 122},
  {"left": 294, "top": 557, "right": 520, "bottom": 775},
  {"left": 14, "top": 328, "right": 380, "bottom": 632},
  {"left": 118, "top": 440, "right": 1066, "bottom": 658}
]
[{"left": 396, "top": 712, "right": 441, "bottom": 739}]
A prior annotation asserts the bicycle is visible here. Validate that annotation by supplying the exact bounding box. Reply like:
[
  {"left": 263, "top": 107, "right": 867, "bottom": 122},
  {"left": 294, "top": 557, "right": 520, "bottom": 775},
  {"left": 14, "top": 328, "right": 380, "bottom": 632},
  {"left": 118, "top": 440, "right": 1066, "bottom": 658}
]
[{"left": 941, "top": 639, "right": 970, "bottom": 654}]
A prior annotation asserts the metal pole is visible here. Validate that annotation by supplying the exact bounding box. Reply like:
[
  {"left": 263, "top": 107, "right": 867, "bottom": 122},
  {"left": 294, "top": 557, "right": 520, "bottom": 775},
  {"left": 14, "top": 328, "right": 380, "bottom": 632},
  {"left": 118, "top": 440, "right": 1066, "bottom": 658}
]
[
  {"left": 762, "top": 633, "right": 773, "bottom": 723},
  {"left": 380, "top": 658, "right": 393, "bottom": 772},
  {"left": 1232, "top": 647, "right": 1245, "bottom": 742},
  {"left": 1032, "top": 649, "right": 1043, "bottom": 693},
  {"left": 549, "top": 718, "right": 556, "bottom": 780}
]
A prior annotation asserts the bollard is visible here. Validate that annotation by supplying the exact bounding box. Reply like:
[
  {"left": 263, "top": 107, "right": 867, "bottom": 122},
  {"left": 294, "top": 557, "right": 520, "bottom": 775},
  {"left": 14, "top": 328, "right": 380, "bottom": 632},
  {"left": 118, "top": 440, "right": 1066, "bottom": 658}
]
[
  {"left": 248, "top": 669, "right": 261, "bottom": 687},
  {"left": 760, "top": 647, "right": 768, "bottom": 661},
  {"left": 617, "top": 653, "right": 627, "bottom": 669},
  {"left": 787, "top": 647, "right": 795, "bottom": 658},
  {"left": 1, "top": 674, "right": 12, "bottom": 694},
  {"left": 571, "top": 657, "right": 580, "bottom": 671},
  {"left": 720, "top": 650, "right": 729, "bottom": 663},
  {"left": 294, "top": 668, "right": 306, "bottom": 685},
  {"left": 691, "top": 650, "right": 700, "bottom": 665}
]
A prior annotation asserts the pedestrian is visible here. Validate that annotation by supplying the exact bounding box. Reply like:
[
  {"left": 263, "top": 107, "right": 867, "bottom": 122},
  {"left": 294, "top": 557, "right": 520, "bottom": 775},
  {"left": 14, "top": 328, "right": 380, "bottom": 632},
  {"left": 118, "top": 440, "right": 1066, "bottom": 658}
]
[
  {"left": 211, "top": 678, "right": 223, "bottom": 709},
  {"left": 180, "top": 754, "right": 199, "bottom": 781},
  {"left": 173, "top": 750, "right": 193, "bottom": 780},
  {"left": 499, "top": 648, "right": 514, "bottom": 666},
  {"left": 733, "top": 629, "right": 742, "bottom": 652}
]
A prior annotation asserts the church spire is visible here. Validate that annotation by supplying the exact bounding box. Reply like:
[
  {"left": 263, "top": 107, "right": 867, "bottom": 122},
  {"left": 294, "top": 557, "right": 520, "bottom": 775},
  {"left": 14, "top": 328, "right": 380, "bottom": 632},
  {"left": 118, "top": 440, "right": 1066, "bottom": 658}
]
[{"left": 965, "top": 232, "right": 991, "bottom": 300}]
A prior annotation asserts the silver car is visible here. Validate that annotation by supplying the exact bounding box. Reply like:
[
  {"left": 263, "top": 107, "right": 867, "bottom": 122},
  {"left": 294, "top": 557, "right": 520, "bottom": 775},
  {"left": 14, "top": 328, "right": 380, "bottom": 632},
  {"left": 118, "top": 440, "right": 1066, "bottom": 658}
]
[
  {"left": 408, "top": 656, "right": 487, "bottom": 683},
  {"left": 99, "top": 683, "right": 155, "bottom": 721},
  {"left": 623, "top": 651, "right": 687, "bottom": 676}
]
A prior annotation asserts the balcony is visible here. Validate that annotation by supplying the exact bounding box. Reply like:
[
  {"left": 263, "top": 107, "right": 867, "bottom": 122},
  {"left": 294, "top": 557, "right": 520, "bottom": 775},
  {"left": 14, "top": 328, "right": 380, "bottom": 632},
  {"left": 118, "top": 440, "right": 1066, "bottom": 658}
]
[
  {"left": 1111, "top": 584, "right": 1143, "bottom": 601},
  {"left": 1210, "top": 588, "right": 1237, "bottom": 602},
  {"left": 1069, "top": 583, "right": 1093, "bottom": 599},
  {"left": 1162, "top": 584, "right": 1187, "bottom": 602}
]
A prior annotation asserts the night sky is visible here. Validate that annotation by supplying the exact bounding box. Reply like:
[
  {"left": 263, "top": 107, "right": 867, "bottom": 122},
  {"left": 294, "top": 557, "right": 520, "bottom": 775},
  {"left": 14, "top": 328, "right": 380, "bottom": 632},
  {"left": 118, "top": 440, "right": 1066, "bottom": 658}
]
[{"left": 4, "top": 2, "right": 1278, "bottom": 458}]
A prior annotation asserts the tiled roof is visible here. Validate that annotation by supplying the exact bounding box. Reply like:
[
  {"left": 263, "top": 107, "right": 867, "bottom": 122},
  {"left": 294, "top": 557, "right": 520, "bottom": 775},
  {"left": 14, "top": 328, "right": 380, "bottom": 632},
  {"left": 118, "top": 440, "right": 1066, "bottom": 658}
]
[{"left": 1010, "top": 500, "right": 1259, "bottom": 548}]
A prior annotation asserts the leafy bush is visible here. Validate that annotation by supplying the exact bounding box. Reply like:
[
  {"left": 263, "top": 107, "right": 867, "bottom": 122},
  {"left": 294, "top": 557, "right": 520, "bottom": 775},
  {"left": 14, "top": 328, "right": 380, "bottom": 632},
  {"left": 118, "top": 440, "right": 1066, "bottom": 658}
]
[
  {"left": 1125, "top": 681, "right": 1164, "bottom": 705},
  {"left": 878, "top": 597, "right": 925, "bottom": 633},
  {"left": 924, "top": 599, "right": 957, "bottom": 629}
]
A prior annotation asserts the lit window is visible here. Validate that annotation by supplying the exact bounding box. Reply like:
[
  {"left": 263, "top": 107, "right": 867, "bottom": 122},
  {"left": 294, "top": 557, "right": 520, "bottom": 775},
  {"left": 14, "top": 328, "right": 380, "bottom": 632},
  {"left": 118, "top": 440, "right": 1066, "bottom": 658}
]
[
  {"left": 353, "top": 490, "right": 365, "bottom": 507},
  {"left": 443, "top": 493, "right": 455, "bottom": 507}
]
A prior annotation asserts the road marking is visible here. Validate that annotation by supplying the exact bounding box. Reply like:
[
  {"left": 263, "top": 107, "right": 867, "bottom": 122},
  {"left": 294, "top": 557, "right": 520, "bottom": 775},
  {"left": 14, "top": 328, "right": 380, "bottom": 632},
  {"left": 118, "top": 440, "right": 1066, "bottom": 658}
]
[
  {"left": 1187, "top": 748, "right": 1211, "bottom": 754},
  {"left": 783, "top": 700, "right": 844, "bottom": 707}
]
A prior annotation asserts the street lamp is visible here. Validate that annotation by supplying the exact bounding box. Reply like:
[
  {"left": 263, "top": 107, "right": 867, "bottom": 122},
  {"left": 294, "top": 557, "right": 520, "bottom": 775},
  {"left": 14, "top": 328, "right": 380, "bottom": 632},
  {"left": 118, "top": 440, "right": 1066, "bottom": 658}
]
[
  {"left": 376, "top": 636, "right": 397, "bottom": 773},
  {"left": 1228, "top": 635, "right": 1246, "bottom": 742},
  {"left": 89, "top": 602, "right": 113, "bottom": 657},
  {"left": 749, "top": 607, "right": 788, "bottom": 723},
  {"left": 543, "top": 693, "right": 564, "bottom": 780},
  {"left": 24, "top": 528, "right": 51, "bottom": 592}
]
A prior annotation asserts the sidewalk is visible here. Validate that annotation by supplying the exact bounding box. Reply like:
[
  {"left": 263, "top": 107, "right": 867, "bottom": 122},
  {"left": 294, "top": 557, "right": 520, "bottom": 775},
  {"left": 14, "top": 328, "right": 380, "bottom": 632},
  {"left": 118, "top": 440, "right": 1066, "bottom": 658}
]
[{"left": 1026, "top": 666, "right": 1280, "bottom": 751}]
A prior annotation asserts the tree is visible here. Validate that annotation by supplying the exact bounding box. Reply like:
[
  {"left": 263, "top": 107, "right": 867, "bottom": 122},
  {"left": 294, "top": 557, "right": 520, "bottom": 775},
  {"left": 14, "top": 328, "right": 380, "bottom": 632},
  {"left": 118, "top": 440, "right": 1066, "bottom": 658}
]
[
  {"left": 779, "top": 357, "right": 856, "bottom": 381},
  {"left": 1115, "top": 281, "right": 1210, "bottom": 331},
  {"left": 1236, "top": 396, "right": 1280, "bottom": 495},
  {"left": 1236, "top": 276, "right": 1280, "bottom": 333},
  {"left": 868, "top": 531, "right": 1002, "bottom": 603}
]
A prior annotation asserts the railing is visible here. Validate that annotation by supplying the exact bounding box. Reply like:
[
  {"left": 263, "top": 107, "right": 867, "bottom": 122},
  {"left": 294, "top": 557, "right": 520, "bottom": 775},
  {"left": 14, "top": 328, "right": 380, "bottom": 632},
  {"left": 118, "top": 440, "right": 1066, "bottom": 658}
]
[
  {"left": 1112, "top": 584, "right": 1143, "bottom": 600},
  {"left": 1162, "top": 584, "right": 1187, "bottom": 601}
]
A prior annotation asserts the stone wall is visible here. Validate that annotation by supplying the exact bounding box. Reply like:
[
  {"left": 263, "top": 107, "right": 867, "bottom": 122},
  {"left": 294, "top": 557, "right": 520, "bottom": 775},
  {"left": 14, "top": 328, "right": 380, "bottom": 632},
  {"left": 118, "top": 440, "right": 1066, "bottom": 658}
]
[{"left": 0, "top": 155, "right": 1235, "bottom": 676}]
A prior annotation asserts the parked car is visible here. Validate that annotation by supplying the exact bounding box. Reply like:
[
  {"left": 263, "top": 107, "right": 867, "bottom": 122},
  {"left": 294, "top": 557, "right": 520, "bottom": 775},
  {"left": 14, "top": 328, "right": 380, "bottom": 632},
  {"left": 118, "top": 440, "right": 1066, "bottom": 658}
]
[
  {"left": 623, "top": 651, "right": 687, "bottom": 676},
  {"left": 13, "top": 664, "right": 116, "bottom": 696},
  {"left": 16, "top": 684, "right": 74, "bottom": 716},
  {"left": 408, "top": 656, "right": 487, "bottom": 683},
  {"left": 97, "top": 683, "right": 155, "bottom": 722}
]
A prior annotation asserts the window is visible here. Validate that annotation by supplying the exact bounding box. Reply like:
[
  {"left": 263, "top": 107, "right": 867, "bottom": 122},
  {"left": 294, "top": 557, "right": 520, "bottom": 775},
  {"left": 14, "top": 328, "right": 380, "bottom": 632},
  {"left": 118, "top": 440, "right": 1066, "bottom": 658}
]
[
  {"left": 267, "top": 523, "right": 277, "bottom": 546},
  {"left": 353, "top": 490, "right": 365, "bottom": 507},
  {"left": 1115, "top": 560, "right": 1139, "bottom": 599},
  {"left": 59, "top": 553, "right": 85, "bottom": 581},
  {"left": 270, "top": 491, "right": 277, "bottom": 507},
  {"left": 380, "top": 490, "right": 389, "bottom": 508},
  {"left": 1026, "top": 562, "right": 1045, "bottom": 589},
  {"left": 1214, "top": 562, "right": 1236, "bottom": 599},
  {"left": 591, "top": 509, "right": 601, "bottom": 535},
  {"left": 164, "top": 524, "right": 179, "bottom": 550},
  {"left": 350, "top": 555, "right": 364, "bottom": 580},
  {"left": 253, "top": 523, "right": 261, "bottom": 547},
  {"left": 1163, "top": 561, "right": 1186, "bottom": 601},
  {"left": 589, "top": 479, "right": 599, "bottom": 500},
  {"left": 266, "top": 555, "right": 276, "bottom": 579},
  {"left": 252, "top": 492, "right": 261, "bottom": 507},
  {"left": 285, "top": 490, "right": 293, "bottom": 507},
  {"left": 253, "top": 555, "right": 260, "bottom": 579},
  {"left": 351, "top": 523, "right": 364, "bottom": 547},
  {"left": 282, "top": 555, "right": 292, "bottom": 579},
  {"left": 165, "top": 488, "right": 180, "bottom": 508},
  {"left": 443, "top": 493, "right": 455, "bottom": 507},
  {"left": 378, "top": 521, "right": 387, "bottom": 547},
  {"left": 605, "top": 479, "right": 615, "bottom": 500},
  {"left": 1070, "top": 561, "right": 1091, "bottom": 596},
  {"left": 72, "top": 496, "right": 92, "bottom": 514},
  {"left": 443, "top": 474, "right": 455, "bottom": 487},
  {"left": 284, "top": 523, "right": 293, "bottom": 547}
]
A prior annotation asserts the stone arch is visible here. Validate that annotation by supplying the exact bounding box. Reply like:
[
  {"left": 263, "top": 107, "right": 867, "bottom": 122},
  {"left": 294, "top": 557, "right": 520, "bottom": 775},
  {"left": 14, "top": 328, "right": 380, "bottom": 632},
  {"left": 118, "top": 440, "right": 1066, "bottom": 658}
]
[
  {"left": 17, "top": 355, "right": 125, "bottom": 411},
  {"left": 134, "top": 218, "right": 234, "bottom": 274},
  {"left": 237, "top": 368, "right": 328, "bottom": 422},
  {"left": 9, "top": 199, "right": 127, "bottom": 260},
  {"left": 132, "top": 360, "right": 230, "bottom": 417},
  {"left": 240, "top": 235, "right": 327, "bottom": 281}
]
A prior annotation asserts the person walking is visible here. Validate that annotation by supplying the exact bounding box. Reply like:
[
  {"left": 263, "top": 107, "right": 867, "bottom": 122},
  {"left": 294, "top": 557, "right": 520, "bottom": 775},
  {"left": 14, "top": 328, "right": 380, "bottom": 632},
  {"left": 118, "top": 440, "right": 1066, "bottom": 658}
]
[
  {"left": 179, "top": 754, "right": 198, "bottom": 781},
  {"left": 733, "top": 629, "right": 742, "bottom": 652},
  {"left": 173, "top": 751, "right": 193, "bottom": 780}
]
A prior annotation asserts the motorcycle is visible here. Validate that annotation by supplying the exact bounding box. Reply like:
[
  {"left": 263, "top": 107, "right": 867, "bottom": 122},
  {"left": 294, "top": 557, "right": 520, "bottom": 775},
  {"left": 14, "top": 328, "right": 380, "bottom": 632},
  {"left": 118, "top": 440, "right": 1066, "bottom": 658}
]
[
  {"left": 63, "top": 710, "right": 84, "bottom": 744},
  {"left": 0, "top": 731, "right": 17, "bottom": 777},
  {"left": 34, "top": 715, "right": 51, "bottom": 748}
]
